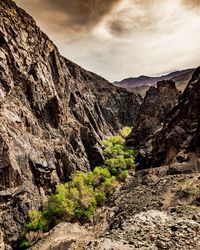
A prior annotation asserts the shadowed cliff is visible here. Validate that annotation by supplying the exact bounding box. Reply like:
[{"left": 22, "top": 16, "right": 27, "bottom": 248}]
[{"left": 0, "top": 0, "right": 141, "bottom": 247}]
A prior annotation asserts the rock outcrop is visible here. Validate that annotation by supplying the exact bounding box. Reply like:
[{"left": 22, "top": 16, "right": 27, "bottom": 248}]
[
  {"left": 0, "top": 0, "right": 141, "bottom": 247},
  {"left": 126, "top": 80, "right": 180, "bottom": 169},
  {"left": 143, "top": 66, "right": 200, "bottom": 171}
]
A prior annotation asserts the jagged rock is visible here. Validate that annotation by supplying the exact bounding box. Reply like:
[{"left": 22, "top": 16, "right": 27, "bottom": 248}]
[
  {"left": 0, "top": 0, "right": 141, "bottom": 247},
  {"left": 126, "top": 80, "right": 180, "bottom": 169},
  {"left": 145, "top": 67, "right": 200, "bottom": 169},
  {"left": 85, "top": 170, "right": 200, "bottom": 250}
]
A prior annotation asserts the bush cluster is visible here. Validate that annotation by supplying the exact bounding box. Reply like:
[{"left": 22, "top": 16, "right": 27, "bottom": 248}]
[
  {"left": 102, "top": 127, "right": 136, "bottom": 179},
  {"left": 26, "top": 167, "right": 118, "bottom": 231},
  {"left": 26, "top": 127, "right": 136, "bottom": 233}
]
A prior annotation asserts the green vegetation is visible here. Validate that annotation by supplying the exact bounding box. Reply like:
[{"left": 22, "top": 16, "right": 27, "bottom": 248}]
[
  {"left": 102, "top": 127, "right": 136, "bottom": 177},
  {"left": 18, "top": 238, "right": 31, "bottom": 250},
  {"left": 26, "top": 168, "right": 119, "bottom": 232},
  {"left": 26, "top": 127, "right": 136, "bottom": 234}
]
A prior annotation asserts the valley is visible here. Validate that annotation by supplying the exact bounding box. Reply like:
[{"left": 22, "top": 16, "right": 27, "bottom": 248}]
[{"left": 0, "top": 0, "right": 200, "bottom": 249}]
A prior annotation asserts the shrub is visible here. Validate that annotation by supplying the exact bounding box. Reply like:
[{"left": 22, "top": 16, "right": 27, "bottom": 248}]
[
  {"left": 46, "top": 190, "right": 76, "bottom": 222},
  {"left": 93, "top": 166, "right": 111, "bottom": 185},
  {"left": 102, "top": 130, "right": 136, "bottom": 176},
  {"left": 18, "top": 237, "right": 31, "bottom": 250},
  {"left": 99, "top": 176, "right": 118, "bottom": 195},
  {"left": 26, "top": 210, "right": 48, "bottom": 231},
  {"left": 119, "top": 127, "right": 132, "bottom": 138},
  {"left": 118, "top": 170, "right": 129, "bottom": 181},
  {"left": 102, "top": 136, "right": 125, "bottom": 156},
  {"left": 94, "top": 188, "right": 106, "bottom": 206}
]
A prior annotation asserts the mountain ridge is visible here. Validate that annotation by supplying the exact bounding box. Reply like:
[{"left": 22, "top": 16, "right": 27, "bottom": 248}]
[{"left": 114, "top": 68, "right": 194, "bottom": 86}]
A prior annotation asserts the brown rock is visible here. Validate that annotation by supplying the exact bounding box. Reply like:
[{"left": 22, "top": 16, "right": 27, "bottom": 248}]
[
  {"left": 148, "top": 66, "right": 200, "bottom": 169},
  {"left": 0, "top": 0, "right": 141, "bottom": 247},
  {"left": 126, "top": 80, "right": 180, "bottom": 169}
]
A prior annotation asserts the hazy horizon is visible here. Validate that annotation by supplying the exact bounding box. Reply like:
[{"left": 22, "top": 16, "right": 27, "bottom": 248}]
[{"left": 15, "top": 0, "right": 200, "bottom": 81}]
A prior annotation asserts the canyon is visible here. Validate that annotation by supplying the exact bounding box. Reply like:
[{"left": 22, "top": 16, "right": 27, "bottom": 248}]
[{"left": 0, "top": 0, "right": 200, "bottom": 249}]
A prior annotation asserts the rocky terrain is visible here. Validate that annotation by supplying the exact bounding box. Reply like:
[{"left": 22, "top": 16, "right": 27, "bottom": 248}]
[
  {"left": 171, "top": 69, "right": 195, "bottom": 92},
  {"left": 138, "top": 66, "right": 200, "bottom": 170},
  {"left": 0, "top": 0, "right": 141, "bottom": 248},
  {"left": 31, "top": 168, "right": 200, "bottom": 250},
  {"left": 126, "top": 80, "right": 180, "bottom": 170},
  {"left": 0, "top": 0, "right": 200, "bottom": 249}
]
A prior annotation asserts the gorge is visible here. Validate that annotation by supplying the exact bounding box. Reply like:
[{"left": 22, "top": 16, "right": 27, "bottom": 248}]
[{"left": 0, "top": 0, "right": 200, "bottom": 249}]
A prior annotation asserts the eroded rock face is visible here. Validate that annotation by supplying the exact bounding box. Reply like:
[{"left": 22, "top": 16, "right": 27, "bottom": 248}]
[
  {"left": 126, "top": 80, "right": 180, "bottom": 169},
  {"left": 0, "top": 0, "right": 141, "bottom": 247},
  {"left": 147, "top": 66, "right": 200, "bottom": 170}
]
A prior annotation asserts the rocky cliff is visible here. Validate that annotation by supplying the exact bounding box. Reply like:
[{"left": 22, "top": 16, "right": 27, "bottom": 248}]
[
  {"left": 0, "top": 0, "right": 141, "bottom": 248},
  {"left": 145, "top": 66, "right": 200, "bottom": 172},
  {"left": 126, "top": 80, "right": 180, "bottom": 169}
]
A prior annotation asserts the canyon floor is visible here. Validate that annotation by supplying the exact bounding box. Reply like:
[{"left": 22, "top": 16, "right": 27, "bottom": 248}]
[{"left": 31, "top": 167, "right": 200, "bottom": 250}]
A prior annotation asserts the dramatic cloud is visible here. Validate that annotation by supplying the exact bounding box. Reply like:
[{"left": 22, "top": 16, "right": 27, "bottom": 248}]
[
  {"left": 16, "top": 0, "right": 121, "bottom": 35},
  {"left": 15, "top": 0, "right": 200, "bottom": 81}
]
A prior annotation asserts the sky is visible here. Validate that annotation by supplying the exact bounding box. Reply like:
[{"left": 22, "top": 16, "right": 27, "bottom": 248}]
[{"left": 15, "top": 0, "right": 200, "bottom": 82}]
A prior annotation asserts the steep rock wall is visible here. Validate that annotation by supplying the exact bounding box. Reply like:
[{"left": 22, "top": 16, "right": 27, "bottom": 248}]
[
  {"left": 0, "top": 0, "right": 141, "bottom": 247},
  {"left": 126, "top": 80, "right": 180, "bottom": 169},
  {"left": 148, "top": 67, "right": 200, "bottom": 171}
]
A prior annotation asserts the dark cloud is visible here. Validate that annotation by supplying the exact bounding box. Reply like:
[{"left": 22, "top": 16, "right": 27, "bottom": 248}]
[
  {"left": 43, "top": 0, "right": 121, "bottom": 27},
  {"left": 16, "top": 0, "right": 122, "bottom": 35},
  {"left": 14, "top": 0, "right": 200, "bottom": 81}
]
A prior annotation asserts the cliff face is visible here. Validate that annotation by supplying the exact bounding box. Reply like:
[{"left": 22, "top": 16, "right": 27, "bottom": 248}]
[
  {"left": 147, "top": 67, "right": 200, "bottom": 171},
  {"left": 126, "top": 80, "right": 180, "bottom": 169},
  {"left": 0, "top": 0, "right": 141, "bottom": 247}
]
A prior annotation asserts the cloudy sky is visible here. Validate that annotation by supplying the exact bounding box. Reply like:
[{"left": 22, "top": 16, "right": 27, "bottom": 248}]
[{"left": 15, "top": 0, "right": 200, "bottom": 81}]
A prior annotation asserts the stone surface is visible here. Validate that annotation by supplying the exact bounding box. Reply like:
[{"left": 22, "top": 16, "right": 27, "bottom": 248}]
[
  {"left": 85, "top": 169, "right": 200, "bottom": 249},
  {"left": 126, "top": 80, "right": 180, "bottom": 169},
  {"left": 30, "top": 222, "right": 94, "bottom": 250},
  {"left": 144, "top": 66, "right": 200, "bottom": 169},
  {"left": 0, "top": 0, "right": 141, "bottom": 248}
]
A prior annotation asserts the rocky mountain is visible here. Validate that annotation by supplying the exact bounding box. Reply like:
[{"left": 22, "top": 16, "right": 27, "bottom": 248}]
[
  {"left": 126, "top": 80, "right": 180, "bottom": 169},
  {"left": 1, "top": 0, "right": 200, "bottom": 249},
  {"left": 114, "top": 69, "right": 194, "bottom": 97},
  {"left": 126, "top": 66, "right": 200, "bottom": 173},
  {"left": 142, "top": 66, "right": 200, "bottom": 171},
  {"left": 0, "top": 0, "right": 142, "bottom": 248},
  {"left": 171, "top": 68, "right": 195, "bottom": 92}
]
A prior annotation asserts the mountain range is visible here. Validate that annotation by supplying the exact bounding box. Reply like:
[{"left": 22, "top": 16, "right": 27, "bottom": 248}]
[{"left": 114, "top": 68, "right": 195, "bottom": 96}]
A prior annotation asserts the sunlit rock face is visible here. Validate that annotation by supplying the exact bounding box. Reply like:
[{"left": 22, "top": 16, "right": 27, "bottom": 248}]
[{"left": 0, "top": 0, "right": 141, "bottom": 248}]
